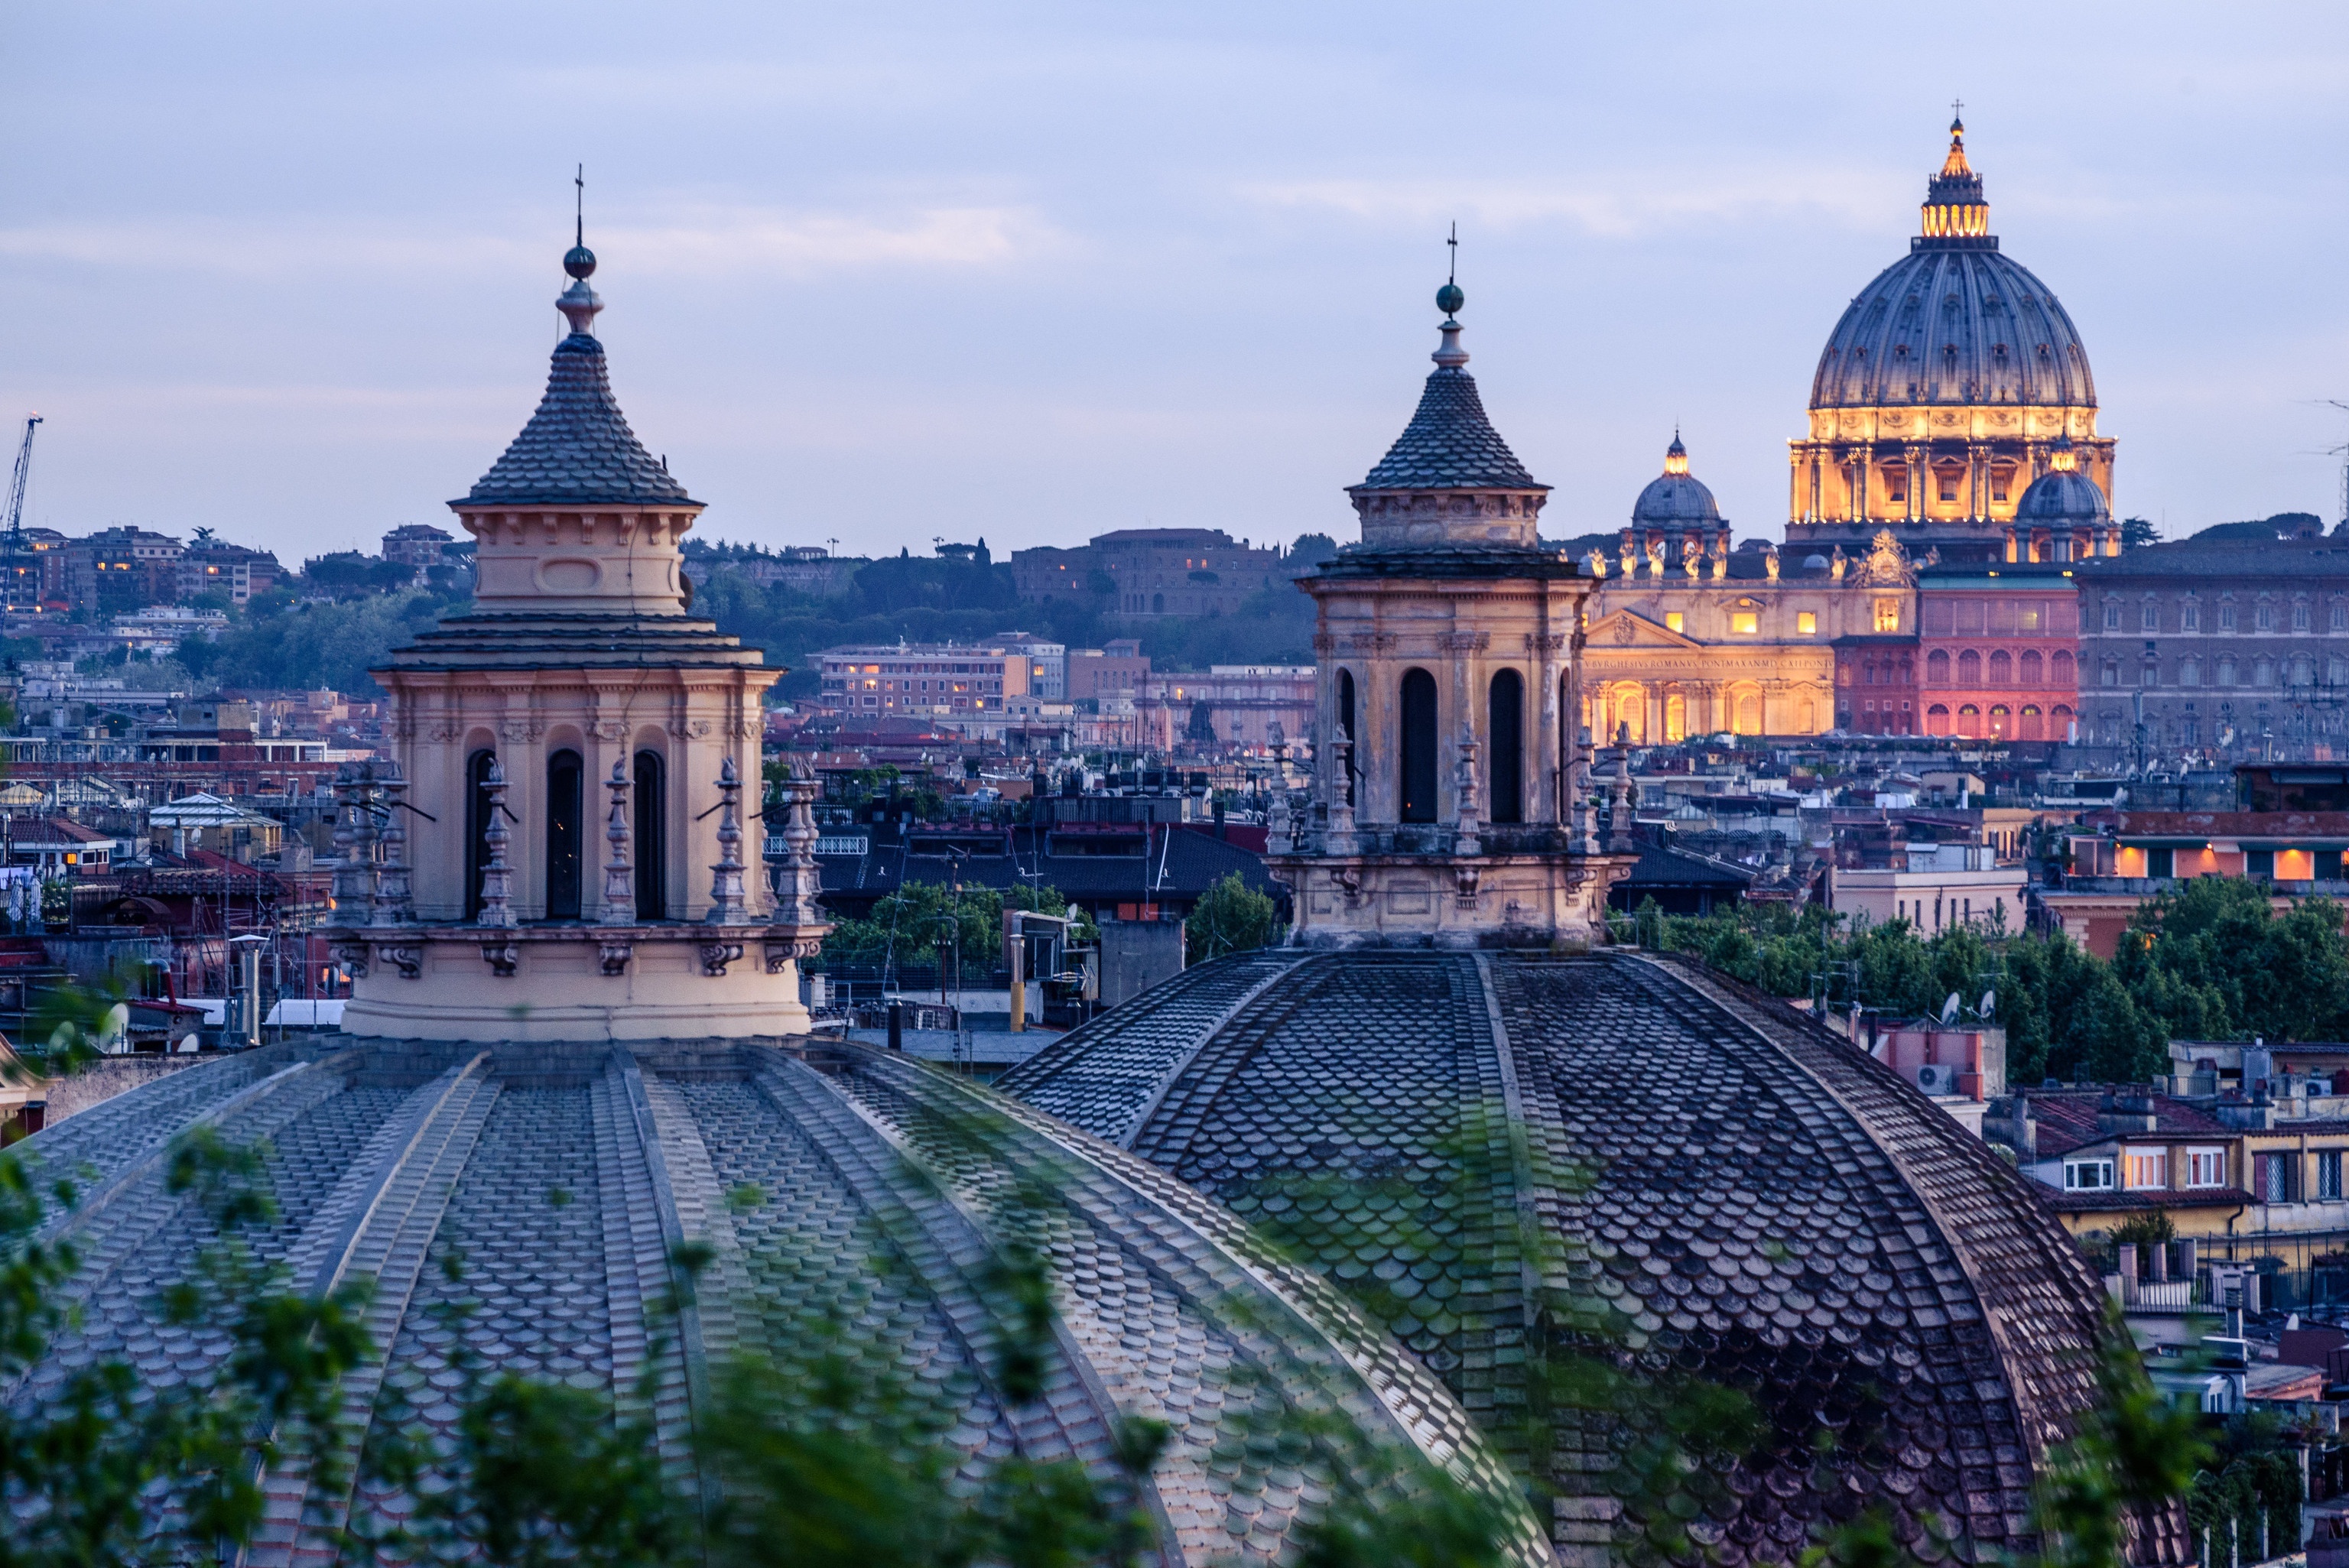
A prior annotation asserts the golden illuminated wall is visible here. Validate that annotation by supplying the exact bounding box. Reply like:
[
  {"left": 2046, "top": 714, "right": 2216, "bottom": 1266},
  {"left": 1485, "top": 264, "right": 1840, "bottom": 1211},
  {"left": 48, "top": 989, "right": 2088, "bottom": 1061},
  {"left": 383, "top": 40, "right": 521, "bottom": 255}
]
[{"left": 1789, "top": 407, "right": 2113, "bottom": 535}]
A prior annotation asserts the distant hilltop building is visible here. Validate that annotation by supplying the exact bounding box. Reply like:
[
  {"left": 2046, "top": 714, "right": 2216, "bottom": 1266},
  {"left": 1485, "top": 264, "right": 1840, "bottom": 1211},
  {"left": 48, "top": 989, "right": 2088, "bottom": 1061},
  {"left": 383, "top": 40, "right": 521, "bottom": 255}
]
[
  {"left": 1012, "top": 526, "right": 1291, "bottom": 616},
  {"left": 1789, "top": 115, "right": 2117, "bottom": 566}
]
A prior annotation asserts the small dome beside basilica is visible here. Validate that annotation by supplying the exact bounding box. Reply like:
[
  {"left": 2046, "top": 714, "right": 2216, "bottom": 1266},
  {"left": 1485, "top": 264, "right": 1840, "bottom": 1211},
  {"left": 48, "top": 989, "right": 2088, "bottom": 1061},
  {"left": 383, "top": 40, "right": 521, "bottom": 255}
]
[
  {"left": 2013, "top": 440, "right": 2112, "bottom": 525},
  {"left": 1630, "top": 433, "right": 1724, "bottom": 527}
]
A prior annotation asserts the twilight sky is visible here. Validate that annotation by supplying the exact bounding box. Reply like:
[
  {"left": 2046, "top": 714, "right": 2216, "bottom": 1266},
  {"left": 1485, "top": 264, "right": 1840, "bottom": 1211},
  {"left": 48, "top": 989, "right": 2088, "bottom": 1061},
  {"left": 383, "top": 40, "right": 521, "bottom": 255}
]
[{"left": 2, "top": 2, "right": 2347, "bottom": 565}]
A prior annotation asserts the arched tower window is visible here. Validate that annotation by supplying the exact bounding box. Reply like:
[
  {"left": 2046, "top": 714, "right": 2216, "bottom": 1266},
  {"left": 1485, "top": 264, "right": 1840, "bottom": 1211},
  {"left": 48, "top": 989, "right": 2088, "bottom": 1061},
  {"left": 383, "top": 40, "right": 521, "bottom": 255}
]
[
  {"left": 464, "top": 749, "right": 497, "bottom": 920},
  {"left": 1488, "top": 669, "right": 1523, "bottom": 823},
  {"left": 1399, "top": 668, "right": 1438, "bottom": 823},
  {"left": 634, "top": 750, "right": 668, "bottom": 920},
  {"left": 1337, "top": 669, "right": 1357, "bottom": 809},
  {"left": 546, "top": 749, "right": 583, "bottom": 920}
]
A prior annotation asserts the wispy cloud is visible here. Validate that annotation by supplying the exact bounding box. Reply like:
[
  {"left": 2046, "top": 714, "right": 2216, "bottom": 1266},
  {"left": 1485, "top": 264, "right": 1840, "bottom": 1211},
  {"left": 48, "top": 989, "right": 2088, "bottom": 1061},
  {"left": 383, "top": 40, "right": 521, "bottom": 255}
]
[
  {"left": 1236, "top": 168, "right": 1901, "bottom": 239},
  {"left": 0, "top": 204, "right": 1062, "bottom": 281}
]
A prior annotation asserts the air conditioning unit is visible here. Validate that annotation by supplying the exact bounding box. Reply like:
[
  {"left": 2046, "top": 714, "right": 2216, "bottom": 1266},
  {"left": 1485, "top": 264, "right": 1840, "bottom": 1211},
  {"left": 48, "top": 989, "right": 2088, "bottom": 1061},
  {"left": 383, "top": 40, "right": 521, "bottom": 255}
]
[{"left": 1915, "top": 1063, "right": 1958, "bottom": 1096}]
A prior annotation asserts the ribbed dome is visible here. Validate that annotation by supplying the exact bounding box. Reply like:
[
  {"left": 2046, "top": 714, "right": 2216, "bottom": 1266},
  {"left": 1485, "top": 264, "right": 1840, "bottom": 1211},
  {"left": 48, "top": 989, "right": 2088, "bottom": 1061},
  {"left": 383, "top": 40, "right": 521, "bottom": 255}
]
[
  {"left": 3, "top": 1037, "right": 1544, "bottom": 1566},
  {"left": 1811, "top": 248, "right": 2094, "bottom": 410},
  {"left": 2014, "top": 465, "right": 2111, "bottom": 525},
  {"left": 1811, "top": 122, "right": 2095, "bottom": 411},
  {"left": 1003, "top": 950, "right": 2183, "bottom": 1566},
  {"left": 1630, "top": 435, "right": 1721, "bottom": 526}
]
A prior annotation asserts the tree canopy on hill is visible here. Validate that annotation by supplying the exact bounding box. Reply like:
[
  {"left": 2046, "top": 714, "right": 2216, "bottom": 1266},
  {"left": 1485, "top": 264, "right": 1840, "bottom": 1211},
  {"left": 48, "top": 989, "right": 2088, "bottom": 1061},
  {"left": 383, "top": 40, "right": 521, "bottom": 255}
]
[
  {"left": 690, "top": 535, "right": 1337, "bottom": 696},
  {"left": 177, "top": 587, "right": 466, "bottom": 696}
]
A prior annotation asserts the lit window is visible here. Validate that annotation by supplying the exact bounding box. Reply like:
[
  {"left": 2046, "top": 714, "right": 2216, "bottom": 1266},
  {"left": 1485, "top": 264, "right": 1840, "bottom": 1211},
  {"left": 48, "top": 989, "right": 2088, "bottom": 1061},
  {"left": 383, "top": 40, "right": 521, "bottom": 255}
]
[
  {"left": 1730, "top": 612, "right": 1759, "bottom": 635},
  {"left": 2186, "top": 1149, "right": 2226, "bottom": 1188},
  {"left": 2064, "top": 1159, "right": 2113, "bottom": 1191},
  {"left": 1797, "top": 611, "right": 1818, "bottom": 635},
  {"left": 1873, "top": 600, "right": 1900, "bottom": 633},
  {"left": 2124, "top": 1150, "right": 2169, "bottom": 1190},
  {"left": 1664, "top": 612, "right": 1684, "bottom": 633}
]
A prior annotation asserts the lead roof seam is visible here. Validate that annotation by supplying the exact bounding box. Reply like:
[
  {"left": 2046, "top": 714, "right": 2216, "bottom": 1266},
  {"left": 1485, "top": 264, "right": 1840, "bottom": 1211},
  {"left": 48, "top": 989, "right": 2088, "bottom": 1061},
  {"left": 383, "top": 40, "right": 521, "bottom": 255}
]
[
  {"left": 31, "top": 1058, "right": 318, "bottom": 1248},
  {"left": 866, "top": 1052, "right": 1547, "bottom": 1561},
  {"left": 1470, "top": 956, "right": 1551, "bottom": 1329},
  {"left": 615, "top": 1049, "right": 725, "bottom": 1523},
  {"left": 261, "top": 1066, "right": 503, "bottom": 1564},
  {"left": 297, "top": 1054, "right": 488, "bottom": 1300},
  {"left": 1625, "top": 956, "right": 2055, "bottom": 1456},
  {"left": 747, "top": 1059, "right": 1115, "bottom": 1467},
  {"left": 1114, "top": 956, "right": 1319, "bottom": 1148}
]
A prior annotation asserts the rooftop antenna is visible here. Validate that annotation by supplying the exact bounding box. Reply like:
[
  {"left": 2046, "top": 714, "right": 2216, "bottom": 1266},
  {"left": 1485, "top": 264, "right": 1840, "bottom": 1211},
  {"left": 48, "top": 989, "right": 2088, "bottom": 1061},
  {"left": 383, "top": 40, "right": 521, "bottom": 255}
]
[{"left": 2316, "top": 400, "right": 2349, "bottom": 528}]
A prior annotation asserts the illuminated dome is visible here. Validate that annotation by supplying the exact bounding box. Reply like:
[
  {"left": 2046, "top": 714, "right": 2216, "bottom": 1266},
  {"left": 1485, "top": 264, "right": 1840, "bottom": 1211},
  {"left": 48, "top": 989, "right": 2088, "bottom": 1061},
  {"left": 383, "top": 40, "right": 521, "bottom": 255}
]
[
  {"left": 2014, "top": 438, "right": 2111, "bottom": 526},
  {"left": 1630, "top": 433, "right": 1723, "bottom": 527},
  {"left": 1810, "top": 118, "right": 2094, "bottom": 411}
]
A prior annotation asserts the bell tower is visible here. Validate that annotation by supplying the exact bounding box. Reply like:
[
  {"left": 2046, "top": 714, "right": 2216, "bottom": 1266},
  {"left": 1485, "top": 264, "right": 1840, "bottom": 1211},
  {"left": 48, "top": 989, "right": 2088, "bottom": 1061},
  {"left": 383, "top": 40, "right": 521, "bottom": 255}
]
[
  {"left": 1266, "top": 269, "right": 1633, "bottom": 946},
  {"left": 324, "top": 224, "right": 827, "bottom": 1041}
]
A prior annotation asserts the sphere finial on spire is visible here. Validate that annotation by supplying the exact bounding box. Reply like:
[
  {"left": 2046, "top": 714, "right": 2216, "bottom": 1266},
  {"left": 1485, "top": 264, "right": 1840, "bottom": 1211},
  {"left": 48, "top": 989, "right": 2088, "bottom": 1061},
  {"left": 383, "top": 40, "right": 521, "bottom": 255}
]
[
  {"left": 1435, "top": 222, "right": 1464, "bottom": 317},
  {"left": 564, "top": 164, "right": 597, "bottom": 281},
  {"left": 556, "top": 164, "right": 605, "bottom": 338}
]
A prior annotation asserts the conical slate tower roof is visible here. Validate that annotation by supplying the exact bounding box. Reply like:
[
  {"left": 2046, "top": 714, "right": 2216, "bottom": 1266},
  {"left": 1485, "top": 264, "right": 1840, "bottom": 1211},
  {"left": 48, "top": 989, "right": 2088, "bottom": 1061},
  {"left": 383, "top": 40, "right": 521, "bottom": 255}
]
[
  {"left": 459, "top": 245, "right": 696, "bottom": 508},
  {"left": 1354, "top": 287, "right": 1541, "bottom": 494}
]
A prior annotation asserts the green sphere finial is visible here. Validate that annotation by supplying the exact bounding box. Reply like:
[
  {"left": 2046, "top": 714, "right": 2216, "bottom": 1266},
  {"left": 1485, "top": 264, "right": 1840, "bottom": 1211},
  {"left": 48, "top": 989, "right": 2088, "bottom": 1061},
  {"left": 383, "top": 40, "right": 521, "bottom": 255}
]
[{"left": 1436, "top": 281, "right": 1464, "bottom": 317}]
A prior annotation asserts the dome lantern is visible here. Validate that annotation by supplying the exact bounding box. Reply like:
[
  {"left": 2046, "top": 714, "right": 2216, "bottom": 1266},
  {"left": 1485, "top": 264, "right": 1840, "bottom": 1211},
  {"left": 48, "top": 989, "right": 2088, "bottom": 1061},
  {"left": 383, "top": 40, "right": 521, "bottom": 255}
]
[{"left": 1920, "top": 109, "right": 1991, "bottom": 243}]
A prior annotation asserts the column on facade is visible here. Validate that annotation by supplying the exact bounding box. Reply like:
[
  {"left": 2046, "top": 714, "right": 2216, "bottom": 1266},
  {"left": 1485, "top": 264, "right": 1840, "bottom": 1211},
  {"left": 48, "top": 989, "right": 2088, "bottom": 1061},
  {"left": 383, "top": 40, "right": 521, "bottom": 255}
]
[
  {"left": 1903, "top": 444, "right": 1925, "bottom": 524},
  {"left": 1363, "top": 641, "right": 1395, "bottom": 824}
]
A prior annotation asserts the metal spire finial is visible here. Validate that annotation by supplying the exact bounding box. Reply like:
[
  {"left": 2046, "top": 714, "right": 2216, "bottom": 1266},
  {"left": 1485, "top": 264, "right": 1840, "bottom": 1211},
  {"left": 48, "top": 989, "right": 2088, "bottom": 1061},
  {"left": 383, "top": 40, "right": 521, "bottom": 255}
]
[{"left": 574, "top": 163, "right": 585, "bottom": 249}]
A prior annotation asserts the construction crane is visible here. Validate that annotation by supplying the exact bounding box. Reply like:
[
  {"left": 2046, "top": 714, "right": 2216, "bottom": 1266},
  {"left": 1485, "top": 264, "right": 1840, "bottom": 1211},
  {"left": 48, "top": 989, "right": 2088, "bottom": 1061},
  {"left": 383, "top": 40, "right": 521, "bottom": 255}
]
[{"left": 4, "top": 413, "right": 37, "bottom": 553}]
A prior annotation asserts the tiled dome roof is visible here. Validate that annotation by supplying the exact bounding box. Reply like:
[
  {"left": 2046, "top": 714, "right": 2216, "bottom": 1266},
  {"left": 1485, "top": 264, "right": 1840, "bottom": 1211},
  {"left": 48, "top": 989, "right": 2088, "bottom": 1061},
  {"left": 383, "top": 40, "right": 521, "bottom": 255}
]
[
  {"left": 1356, "top": 365, "right": 1540, "bottom": 492},
  {"left": 1004, "top": 950, "right": 2189, "bottom": 1566},
  {"left": 461, "top": 334, "right": 696, "bottom": 508},
  {"left": 2, "top": 1037, "right": 1543, "bottom": 1566}
]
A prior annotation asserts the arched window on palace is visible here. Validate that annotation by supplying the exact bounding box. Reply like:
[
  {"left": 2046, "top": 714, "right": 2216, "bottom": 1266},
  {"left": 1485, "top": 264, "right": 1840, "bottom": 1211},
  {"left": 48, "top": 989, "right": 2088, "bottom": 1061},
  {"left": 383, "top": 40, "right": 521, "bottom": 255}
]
[
  {"left": 546, "top": 749, "right": 583, "bottom": 920},
  {"left": 1399, "top": 668, "right": 1438, "bottom": 823},
  {"left": 1987, "top": 650, "right": 2012, "bottom": 687},
  {"left": 1958, "top": 649, "right": 1982, "bottom": 687},
  {"left": 2019, "top": 650, "right": 2042, "bottom": 686},
  {"left": 1487, "top": 669, "right": 1523, "bottom": 824},
  {"left": 1927, "top": 649, "right": 1950, "bottom": 686}
]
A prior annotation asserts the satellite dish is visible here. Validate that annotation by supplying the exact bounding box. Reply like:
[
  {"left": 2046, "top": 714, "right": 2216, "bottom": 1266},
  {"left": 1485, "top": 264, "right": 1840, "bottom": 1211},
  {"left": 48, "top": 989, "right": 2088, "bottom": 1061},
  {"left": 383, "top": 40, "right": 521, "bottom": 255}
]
[
  {"left": 1940, "top": 992, "right": 1961, "bottom": 1024},
  {"left": 1978, "top": 990, "right": 1996, "bottom": 1021}
]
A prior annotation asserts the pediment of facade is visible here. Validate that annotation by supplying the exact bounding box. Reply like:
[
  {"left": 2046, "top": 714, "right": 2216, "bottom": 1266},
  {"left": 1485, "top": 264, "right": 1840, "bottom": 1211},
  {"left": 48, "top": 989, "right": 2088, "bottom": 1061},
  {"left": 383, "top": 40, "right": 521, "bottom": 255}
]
[{"left": 1591, "top": 609, "right": 1703, "bottom": 650}]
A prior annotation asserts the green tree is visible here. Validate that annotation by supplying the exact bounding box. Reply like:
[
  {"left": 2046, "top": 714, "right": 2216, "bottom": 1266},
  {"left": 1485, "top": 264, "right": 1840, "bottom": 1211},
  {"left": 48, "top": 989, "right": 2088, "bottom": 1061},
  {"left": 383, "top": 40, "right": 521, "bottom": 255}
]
[{"left": 1185, "top": 872, "right": 1278, "bottom": 962}]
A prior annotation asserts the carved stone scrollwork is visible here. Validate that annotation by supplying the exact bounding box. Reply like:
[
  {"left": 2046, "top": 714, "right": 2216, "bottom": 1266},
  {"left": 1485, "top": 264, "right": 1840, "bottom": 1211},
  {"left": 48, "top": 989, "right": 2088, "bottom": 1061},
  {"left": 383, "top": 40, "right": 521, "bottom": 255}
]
[
  {"left": 481, "top": 942, "right": 519, "bottom": 977},
  {"left": 598, "top": 941, "right": 633, "bottom": 976},
  {"left": 1454, "top": 863, "right": 1482, "bottom": 907},
  {"left": 1441, "top": 631, "right": 1490, "bottom": 653},
  {"left": 379, "top": 944, "right": 422, "bottom": 980},
  {"left": 762, "top": 937, "right": 822, "bottom": 974},
  {"left": 1524, "top": 632, "right": 1568, "bottom": 655},
  {"left": 330, "top": 941, "right": 369, "bottom": 980},
  {"left": 700, "top": 941, "right": 745, "bottom": 977},
  {"left": 1334, "top": 865, "right": 1362, "bottom": 898},
  {"left": 1311, "top": 632, "right": 1336, "bottom": 654}
]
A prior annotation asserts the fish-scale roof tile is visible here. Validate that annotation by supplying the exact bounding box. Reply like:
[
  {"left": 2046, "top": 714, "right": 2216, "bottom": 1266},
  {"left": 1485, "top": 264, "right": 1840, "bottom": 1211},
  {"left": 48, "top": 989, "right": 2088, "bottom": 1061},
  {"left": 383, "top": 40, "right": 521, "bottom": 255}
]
[
  {"left": 461, "top": 335, "right": 696, "bottom": 508},
  {"left": 1354, "top": 368, "right": 1542, "bottom": 493}
]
